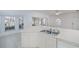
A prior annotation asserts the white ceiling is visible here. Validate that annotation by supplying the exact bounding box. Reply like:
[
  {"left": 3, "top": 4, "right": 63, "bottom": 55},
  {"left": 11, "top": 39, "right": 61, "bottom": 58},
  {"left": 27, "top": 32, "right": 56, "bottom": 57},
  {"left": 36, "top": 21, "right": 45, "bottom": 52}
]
[
  {"left": 33, "top": 10, "right": 77, "bottom": 16},
  {"left": 0, "top": 10, "right": 77, "bottom": 16}
]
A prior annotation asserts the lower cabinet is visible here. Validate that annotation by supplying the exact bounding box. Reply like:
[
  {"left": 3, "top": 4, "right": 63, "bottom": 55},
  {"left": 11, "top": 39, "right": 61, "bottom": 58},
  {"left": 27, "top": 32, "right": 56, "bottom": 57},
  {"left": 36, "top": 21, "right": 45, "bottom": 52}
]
[
  {"left": 21, "top": 31, "right": 79, "bottom": 48},
  {"left": 21, "top": 32, "right": 39, "bottom": 48},
  {"left": 21, "top": 32, "right": 56, "bottom": 48},
  {"left": 0, "top": 33, "right": 21, "bottom": 48},
  {"left": 37, "top": 33, "right": 56, "bottom": 48}
]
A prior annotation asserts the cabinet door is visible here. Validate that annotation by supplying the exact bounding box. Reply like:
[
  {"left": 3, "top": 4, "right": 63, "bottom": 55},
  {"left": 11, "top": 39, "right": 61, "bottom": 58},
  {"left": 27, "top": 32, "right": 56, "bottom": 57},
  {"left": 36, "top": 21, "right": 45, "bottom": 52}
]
[
  {"left": 38, "top": 33, "right": 56, "bottom": 48},
  {"left": 21, "top": 32, "right": 39, "bottom": 48},
  {"left": 0, "top": 33, "right": 21, "bottom": 48},
  {"left": 22, "top": 32, "right": 56, "bottom": 48},
  {"left": 46, "top": 38, "right": 56, "bottom": 48},
  {"left": 57, "top": 40, "right": 79, "bottom": 48}
]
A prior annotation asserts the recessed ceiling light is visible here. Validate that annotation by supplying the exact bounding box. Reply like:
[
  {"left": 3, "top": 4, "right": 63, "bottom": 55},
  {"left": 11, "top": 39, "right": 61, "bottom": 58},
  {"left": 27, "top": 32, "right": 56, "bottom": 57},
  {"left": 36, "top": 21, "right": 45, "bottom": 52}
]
[
  {"left": 56, "top": 12, "right": 62, "bottom": 15},
  {"left": 55, "top": 10, "right": 62, "bottom": 15}
]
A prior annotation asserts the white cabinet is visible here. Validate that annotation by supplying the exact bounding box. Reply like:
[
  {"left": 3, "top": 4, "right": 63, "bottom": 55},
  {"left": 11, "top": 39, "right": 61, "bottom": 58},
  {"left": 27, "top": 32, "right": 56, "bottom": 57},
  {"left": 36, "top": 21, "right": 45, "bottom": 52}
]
[
  {"left": 22, "top": 32, "right": 56, "bottom": 48},
  {"left": 37, "top": 33, "right": 56, "bottom": 48},
  {"left": 0, "top": 33, "right": 21, "bottom": 48},
  {"left": 22, "top": 32, "right": 39, "bottom": 48},
  {"left": 57, "top": 40, "right": 79, "bottom": 48}
]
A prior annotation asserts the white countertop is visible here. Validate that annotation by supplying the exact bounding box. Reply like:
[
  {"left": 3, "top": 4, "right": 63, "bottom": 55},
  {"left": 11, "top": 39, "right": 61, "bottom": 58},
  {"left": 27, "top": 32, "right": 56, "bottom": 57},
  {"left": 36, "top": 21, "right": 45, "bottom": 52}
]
[{"left": 56, "top": 28, "right": 79, "bottom": 44}]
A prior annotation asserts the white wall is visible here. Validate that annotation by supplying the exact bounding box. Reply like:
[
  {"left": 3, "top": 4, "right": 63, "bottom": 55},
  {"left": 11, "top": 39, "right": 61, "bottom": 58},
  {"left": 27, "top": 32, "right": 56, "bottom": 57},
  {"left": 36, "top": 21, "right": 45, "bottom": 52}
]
[
  {"left": 48, "top": 15, "right": 57, "bottom": 26},
  {"left": 32, "top": 11, "right": 49, "bottom": 18},
  {"left": 59, "top": 12, "right": 78, "bottom": 29},
  {"left": 49, "top": 12, "right": 79, "bottom": 30}
]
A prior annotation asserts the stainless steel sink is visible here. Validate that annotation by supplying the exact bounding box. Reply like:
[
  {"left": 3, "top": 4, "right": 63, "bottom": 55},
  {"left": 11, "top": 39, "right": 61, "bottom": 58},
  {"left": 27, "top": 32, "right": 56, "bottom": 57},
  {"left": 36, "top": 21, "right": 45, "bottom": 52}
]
[
  {"left": 51, "top": 29, "right": 60, "bottom": 36},
  {"left": 40, "top": 28, "right": 60, "bottom": 36}
]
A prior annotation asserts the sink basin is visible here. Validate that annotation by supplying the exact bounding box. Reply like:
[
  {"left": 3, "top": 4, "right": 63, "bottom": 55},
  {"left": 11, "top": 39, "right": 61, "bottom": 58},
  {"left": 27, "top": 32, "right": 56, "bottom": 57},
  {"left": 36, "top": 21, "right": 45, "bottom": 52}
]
[
  {"left": 40, "top": 28, "right": 60, "bottom": 36},
  {"left": 51, "top": 29, "right": 60, "bottom": 36},
  {"left": 40, "top": 30, "right": 51, "bottom": 34}
]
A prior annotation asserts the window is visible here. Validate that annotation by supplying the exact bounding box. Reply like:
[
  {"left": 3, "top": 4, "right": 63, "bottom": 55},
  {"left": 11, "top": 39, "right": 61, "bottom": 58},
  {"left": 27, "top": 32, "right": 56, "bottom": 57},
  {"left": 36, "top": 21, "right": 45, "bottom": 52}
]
[
  {"left": 18, "top": 17, "right": 24, "bottom": 29},
  {"left": 5, "top": 16, "right": 15, "bottom": 31},
  {"left": 32, "top": 17, "right": 48, "bottom": 26},
  {"left": 41, "top": 18, "right": 47, "bottom": 26},
  {"left": 32, "top": 17, "right": 40, "bottom": 26}
]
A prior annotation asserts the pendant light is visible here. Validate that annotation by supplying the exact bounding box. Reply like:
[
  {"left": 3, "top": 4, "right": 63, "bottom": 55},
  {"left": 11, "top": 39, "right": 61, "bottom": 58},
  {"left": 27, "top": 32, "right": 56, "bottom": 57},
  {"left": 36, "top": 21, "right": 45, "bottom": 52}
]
[{"left": 55, "top": 10, "right": 62, "bottom": 27}]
